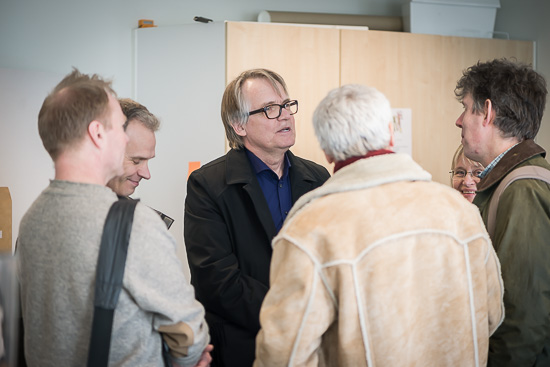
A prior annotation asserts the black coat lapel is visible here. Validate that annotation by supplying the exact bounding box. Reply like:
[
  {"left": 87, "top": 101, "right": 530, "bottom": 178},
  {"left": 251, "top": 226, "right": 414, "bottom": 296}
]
[
  {"left": 288, "top": 151, "right": 319, "bottom": 203},
  {"left": 225, "top": 149, "right": 277, "bottom": 240}
]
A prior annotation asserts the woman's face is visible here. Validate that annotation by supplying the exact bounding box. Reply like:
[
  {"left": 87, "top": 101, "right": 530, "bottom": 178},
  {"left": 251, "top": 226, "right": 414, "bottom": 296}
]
[{"left": 452, "top": 154, "right": 484, "bottom": 203}]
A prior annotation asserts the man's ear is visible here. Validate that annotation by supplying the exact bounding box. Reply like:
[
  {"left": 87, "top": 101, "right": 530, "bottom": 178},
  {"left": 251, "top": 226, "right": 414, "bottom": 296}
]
[
  {"left": 483, "top": 99, "right": 494, "bottom": 126},
  {"left": 232, "top": 122, "right": 246, "bottom": 137},
  {"left": 324, "top": 152, "right": 334, "bottom": 164},
  {"left": 88, "top": 120, "right": 105, "bottom": 148}
]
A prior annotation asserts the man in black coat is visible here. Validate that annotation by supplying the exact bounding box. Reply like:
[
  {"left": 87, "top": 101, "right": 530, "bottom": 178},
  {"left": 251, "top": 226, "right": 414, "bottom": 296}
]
[{"left": 184, "top": 69, "right": 330, "bottom": 367}]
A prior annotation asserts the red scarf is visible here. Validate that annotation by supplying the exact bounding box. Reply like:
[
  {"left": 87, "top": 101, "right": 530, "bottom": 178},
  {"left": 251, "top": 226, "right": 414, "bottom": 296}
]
[{"left": 333, "top": 149, "right": 394, "bottom": 173}]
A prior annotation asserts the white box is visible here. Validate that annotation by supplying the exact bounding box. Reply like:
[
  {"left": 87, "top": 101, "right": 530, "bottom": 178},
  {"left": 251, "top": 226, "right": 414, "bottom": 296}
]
[{"left": 403, "top": 0, "right": 501, "bottom": 38}]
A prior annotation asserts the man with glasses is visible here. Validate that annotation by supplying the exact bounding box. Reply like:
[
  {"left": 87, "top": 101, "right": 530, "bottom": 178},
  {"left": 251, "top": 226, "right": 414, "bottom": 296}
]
[
  {"left": 184, "top": 68, "right": 330, "bottom": 366},
  {"left": 455, "top": 59, "right": 550, "bottom": 366}
]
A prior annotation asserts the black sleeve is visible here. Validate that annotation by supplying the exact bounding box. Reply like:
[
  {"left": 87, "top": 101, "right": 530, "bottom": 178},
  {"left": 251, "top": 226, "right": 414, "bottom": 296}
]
[{"left": 184, "top": 170, "right": 267, "bottom": 334}]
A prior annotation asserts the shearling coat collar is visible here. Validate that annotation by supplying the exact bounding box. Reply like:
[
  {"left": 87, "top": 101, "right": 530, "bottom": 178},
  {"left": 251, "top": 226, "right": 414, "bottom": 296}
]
[{"left": 288, "top": 153, "right": 431, "bottom": 219}]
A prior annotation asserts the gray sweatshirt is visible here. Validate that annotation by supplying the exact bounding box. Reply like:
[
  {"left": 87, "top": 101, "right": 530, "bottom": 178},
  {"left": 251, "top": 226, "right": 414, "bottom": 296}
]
[{"left": 18, "top": 180, "right": 209, "bottom": 367}]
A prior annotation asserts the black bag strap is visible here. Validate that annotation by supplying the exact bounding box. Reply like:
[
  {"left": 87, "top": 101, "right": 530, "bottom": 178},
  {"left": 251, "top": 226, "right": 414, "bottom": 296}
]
[{"left": 87, "top": 199, "right": 138, "bottom": 367}]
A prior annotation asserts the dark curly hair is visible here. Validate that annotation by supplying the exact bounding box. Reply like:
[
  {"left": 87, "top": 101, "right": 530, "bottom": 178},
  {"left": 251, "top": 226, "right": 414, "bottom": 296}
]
[{"left": 455, "top": 58, "right": 547, "bottom": 140}]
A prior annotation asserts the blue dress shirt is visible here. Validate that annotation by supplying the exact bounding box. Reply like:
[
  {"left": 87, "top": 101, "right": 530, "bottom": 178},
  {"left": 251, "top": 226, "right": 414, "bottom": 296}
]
[{"left": 245, "top": 149, "right": 292, "bottom": 232}]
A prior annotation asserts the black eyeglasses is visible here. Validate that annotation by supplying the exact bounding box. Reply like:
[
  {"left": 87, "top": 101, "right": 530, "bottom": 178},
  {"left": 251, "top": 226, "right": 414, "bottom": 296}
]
[{"left": 248, "top": 100, "right": 298, "bottom": 119}]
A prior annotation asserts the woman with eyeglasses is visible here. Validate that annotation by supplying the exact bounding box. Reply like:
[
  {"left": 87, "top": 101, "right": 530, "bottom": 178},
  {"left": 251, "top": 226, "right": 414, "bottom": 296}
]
[{"left": 450, "top": 144, "right": 484, "bottom": 203}]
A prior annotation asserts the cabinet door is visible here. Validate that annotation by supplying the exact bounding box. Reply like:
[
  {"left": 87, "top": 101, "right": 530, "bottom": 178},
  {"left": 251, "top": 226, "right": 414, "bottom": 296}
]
[
  {"left": 226, "top": 21, "right": 340, "bottom": 171},
  {"left": 341, "top": 29, "right": 533, "bottom": 184}
]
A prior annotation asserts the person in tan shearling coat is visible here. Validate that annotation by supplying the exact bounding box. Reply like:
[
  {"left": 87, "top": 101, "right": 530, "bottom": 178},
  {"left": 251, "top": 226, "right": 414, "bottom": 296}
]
[{"left": 254, "top": 84, "right": 505, "bottom": 367}]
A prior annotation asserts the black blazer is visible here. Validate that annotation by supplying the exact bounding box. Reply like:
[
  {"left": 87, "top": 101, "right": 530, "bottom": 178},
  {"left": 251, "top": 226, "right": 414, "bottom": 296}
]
[{"left": 184, "top": 148, "right": 330, "bottom": 367}]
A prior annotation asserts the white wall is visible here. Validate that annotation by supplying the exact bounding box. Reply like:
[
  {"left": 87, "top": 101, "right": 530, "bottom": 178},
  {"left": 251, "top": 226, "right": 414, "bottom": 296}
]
[
  {"left": 0, "top": 68, "right": 61, "bottom": 252},
  {"left": 1, "top": 0, "right": 549, "bottom": 262}
]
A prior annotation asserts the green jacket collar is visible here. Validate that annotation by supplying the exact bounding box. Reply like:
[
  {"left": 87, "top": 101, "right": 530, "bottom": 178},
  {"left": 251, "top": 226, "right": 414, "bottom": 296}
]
[{"left": 477, "top": 139, "right": 546, "bottom": 192}]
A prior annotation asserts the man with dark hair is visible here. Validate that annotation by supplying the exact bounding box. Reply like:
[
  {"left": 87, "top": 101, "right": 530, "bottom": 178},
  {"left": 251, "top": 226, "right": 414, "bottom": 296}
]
[
  {"left": 184, "top": 68, "right": 330, "bottom": 366},
  {"left": 455, "top": 58, "right": 550, "bottom": 366},
  {"left": 107, "top": 99, "right": 174, "bottom": 228},
  {"left": 18, "top": 69, "right": 211, "bottom": 367},
  {"left": 107, "top": 98, "right": 159, "bottom": 197}
]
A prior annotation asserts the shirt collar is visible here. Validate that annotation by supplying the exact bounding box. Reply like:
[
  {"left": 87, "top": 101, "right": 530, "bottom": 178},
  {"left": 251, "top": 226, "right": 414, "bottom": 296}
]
[
  {"left": 245, "top": 148, "right": 291, "bottom": 177},
  {"left": 479, "top": 142, "right": 520, "bottom": 179}
]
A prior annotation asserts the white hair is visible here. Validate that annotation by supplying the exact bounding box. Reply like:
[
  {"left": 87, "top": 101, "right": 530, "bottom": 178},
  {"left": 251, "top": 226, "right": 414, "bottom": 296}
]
[{"left": 313, "top": 84, "right": 392, "bottom": 162}]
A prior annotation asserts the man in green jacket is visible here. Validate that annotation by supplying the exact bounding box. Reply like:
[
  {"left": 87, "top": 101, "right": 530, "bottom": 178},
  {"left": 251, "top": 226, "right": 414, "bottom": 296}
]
[{"left": 454, "top": 58, "right": 550, "bottom": 366}]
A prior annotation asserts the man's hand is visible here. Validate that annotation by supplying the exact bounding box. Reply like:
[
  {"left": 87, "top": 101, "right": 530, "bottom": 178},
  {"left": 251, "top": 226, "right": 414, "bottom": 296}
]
[
  {"left": 171, "top": 344, "right": 214, "bottom": 367},
  {"left": 193, "top": 344, "right": 214, "bottom": 367}
]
